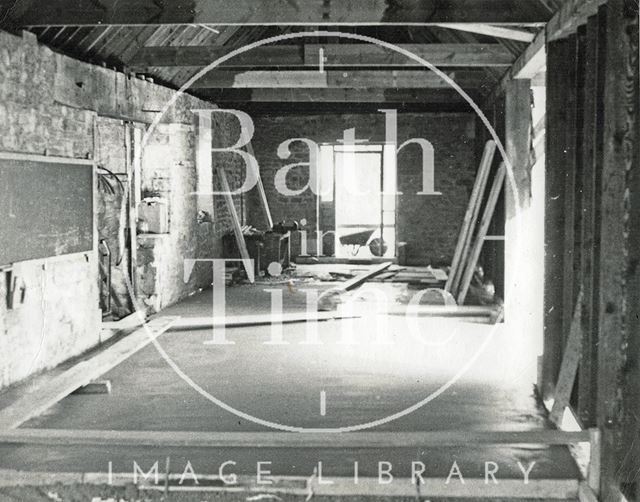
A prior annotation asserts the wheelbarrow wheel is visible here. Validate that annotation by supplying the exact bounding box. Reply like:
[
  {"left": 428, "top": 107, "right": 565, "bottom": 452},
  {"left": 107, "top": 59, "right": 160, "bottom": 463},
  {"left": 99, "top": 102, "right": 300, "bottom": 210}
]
[{"left": 368, "top": 238, "right": 388, "bottom": 257}]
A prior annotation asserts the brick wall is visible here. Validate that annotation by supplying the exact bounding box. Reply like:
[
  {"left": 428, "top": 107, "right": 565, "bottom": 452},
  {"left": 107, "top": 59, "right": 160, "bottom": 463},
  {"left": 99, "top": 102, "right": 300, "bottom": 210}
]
[
  {"left": 0, "top": 29, "right": 239, "bottom": 389},
  {"left": 249, "top": 112, "right": 477, "bottom": 265}
]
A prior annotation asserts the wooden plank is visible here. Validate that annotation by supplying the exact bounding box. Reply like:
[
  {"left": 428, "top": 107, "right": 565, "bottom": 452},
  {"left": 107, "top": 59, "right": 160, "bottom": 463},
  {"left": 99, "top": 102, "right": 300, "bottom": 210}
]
[
  {"left": 445, "top": 140, "right": 496, "bottom": 296},
  {"left": 130, "top": 44, "right": 515, "bottom": 68},
  {"left": 0, "top": 428, "right": 591, "bottom": 448},
  {"left": 71, "top": 380, "right": 112, "bottom": 395},
  {"left": 386, "top": 305, "right": 497, "bottom": 317},
  {"left": 169, "top": 311, "right": 361, "bottom": 331},
  {"left": 244, "top": 141, "right": 273, "bottom": 229},
  {"left": 317, "top": 262, "right": 393, "bottom": 310},
  {"left": 341, "top": 262, "right": 392, "bottom": 291},
  {"left": 0, "top": 469, "right": 578, "bottom": 499},
  {"left": 578, "top": 481, "right": 599, "bottom": 502},
  {"left": 216, "top": 166, "right": 254, "bottom": 283},
  {"left": 457, "top": 164, "right": 506, "bottom": 305},
  {"left": 485, "top": 27, "right": 544, "bottom": 106},
  {"left": 14, "top": 0, "right": 552, "bottom": 26},
  {"left": 550, "top": 288, "right": 584, "bottom": 425},
  {"left": 588, "top": 428, "right": 601, "bottom": 496},
  {"left": 577, "top": 14, "right": 601, "bottom": 428},
  {"left": 433, "top": 23, "right": 536, "bottom": 42},
  {"left": 189, "top": 70, "right": 486, "bottom": 89},
  {"left": 0, "top": 316, "right": 179, "bottom": 430},
  {"left": 597, "top": 0, "right": 639, "bottom": 499}
]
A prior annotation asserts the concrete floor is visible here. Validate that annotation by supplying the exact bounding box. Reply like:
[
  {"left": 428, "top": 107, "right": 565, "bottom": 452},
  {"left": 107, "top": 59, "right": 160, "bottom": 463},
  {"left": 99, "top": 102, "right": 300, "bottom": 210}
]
[{"left": 0, "top": 284, "right": 578, "bottom": 482}]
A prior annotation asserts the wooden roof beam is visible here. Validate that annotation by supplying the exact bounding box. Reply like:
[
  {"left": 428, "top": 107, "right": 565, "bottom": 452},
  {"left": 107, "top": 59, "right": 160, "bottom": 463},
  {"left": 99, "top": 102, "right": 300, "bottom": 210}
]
[
  {"left": 486, "top": 0, "right": 606, "bottom": 104},
  {"left": 129, "top": 43, "right": 515, "bottom": 69},
  {"left": 432, "top": 24, "right": 536, "bottom": 42},
  {"left": 195, "top": 88, "right": 481, "bottom": 104},
  {"left": 9, "top": 0, "right": 552, "bottom": 27},
  {"left": 188, "top": 69, "right": 488, "bottom": 89}
]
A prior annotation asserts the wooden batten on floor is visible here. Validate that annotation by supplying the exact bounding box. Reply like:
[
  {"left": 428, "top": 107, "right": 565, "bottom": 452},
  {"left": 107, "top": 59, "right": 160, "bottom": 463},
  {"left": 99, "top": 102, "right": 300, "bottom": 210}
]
[
  {"left": 0, "top": 468, "right": 581, "bottom": 499},
  {"left": 169, "top": 311, "right": 361, "bottom": 331},
  {"left": 0, "top": 316, "right": 180, "bottom": 430},
  {"left": 0, "top": 428, "right": 591, "bottom": 448},
  {"left": 71, "top": 380, "right": 112, "bottom": 395},
  {"left": 317, "top": 262, "right": 392, "bottom": 310}
]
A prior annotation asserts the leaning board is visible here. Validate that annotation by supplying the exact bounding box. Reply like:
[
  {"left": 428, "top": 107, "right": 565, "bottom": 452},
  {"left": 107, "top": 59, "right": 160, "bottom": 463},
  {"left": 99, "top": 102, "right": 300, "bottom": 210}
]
[{"left": 0, "top": 152, "right": 94, "bottom": 267}]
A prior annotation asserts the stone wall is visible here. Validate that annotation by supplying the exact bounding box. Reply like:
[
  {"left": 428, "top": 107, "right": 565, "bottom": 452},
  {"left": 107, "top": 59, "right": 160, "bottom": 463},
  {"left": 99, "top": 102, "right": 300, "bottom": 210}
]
[
  {"left": 248, "top": 112, "right": 477, "bottom": 265},
  {"left": 0, "top": 29, "right": 239, "bottom": 389}
]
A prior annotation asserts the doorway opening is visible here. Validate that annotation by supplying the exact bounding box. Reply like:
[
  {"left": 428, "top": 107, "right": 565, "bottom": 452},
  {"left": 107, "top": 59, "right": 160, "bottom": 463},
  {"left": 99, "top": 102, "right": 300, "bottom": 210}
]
[{"left": 318, "top": 143, "right": 397, "bottom": 259}]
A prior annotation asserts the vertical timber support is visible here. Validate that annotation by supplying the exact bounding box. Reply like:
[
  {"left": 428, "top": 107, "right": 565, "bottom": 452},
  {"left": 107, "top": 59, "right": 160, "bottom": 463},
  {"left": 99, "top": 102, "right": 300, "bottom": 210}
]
[
  {"left": 561, "top": 33, "right": 579, "bottom": 358},
  {"left": 577, "top": 13, "right": 602, "bottom": 429},
  {"left": 597, "top": 0, "right": 639, "bottom": 498},
  {"left": 504, "top": 79, "right": 537, "bottom": 358},
  {"left": 542, "top": 37, "right": 572, "bottom": 399}
]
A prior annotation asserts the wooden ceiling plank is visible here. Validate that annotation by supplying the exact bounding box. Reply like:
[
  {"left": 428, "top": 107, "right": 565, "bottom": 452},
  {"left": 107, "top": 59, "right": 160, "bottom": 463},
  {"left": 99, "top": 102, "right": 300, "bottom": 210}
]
[
  {"left": 118, "top": 25, "right": 162, "bottom": 63},
  {"left": 84, "top": 26, "right": 113, "bottom": 53},
  {"left": 57, "top": 26, "right": 82, "bottom": 49},
  {"left": 48, "top": 26, "right": 67, "bottom": 44}
]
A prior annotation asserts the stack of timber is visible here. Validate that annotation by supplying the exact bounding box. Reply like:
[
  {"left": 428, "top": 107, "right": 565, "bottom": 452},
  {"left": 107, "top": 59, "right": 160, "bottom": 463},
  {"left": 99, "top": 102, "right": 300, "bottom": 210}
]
[{"left": 445, "top": 140, "right": 506, "bottom": 305}]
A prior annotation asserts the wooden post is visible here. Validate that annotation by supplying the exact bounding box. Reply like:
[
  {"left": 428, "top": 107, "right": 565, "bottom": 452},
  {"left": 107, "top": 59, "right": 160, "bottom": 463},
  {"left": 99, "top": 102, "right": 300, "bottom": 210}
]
[
  {"left": 577, "top": 13, "right": 603, "bottom": 428},
  {"left": 596, "top": 0, "right": 639, "bottom": 498},
  {"left": 541, "top": 37, "right": 572, "bottom": 399},
  {"left": 503, "top": 78, "right": 534, "bottom": 350},
  {"left": 561, "top": 34, "right": 578, "bottom": 353}
]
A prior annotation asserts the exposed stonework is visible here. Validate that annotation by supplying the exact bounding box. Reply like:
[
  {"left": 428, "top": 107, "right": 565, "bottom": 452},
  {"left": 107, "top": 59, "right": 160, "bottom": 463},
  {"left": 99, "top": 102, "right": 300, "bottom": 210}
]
[{"left": 0, "top": 29, "right": 243, "bottom": 389}]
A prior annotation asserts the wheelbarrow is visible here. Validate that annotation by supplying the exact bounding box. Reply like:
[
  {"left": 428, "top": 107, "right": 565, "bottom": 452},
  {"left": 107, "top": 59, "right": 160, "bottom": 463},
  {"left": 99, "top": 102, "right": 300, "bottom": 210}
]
[{"left": 339, "top": 228, "right": 376, "bottom": 256}]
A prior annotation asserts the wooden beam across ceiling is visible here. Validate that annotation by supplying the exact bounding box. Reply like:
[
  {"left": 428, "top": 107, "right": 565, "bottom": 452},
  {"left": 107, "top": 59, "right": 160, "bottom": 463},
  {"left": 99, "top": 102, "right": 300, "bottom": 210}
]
[
  {"left": 129, "top": 43, "right": 515, "bottom": 69},
  {"left": 188, "top": 69, "right": 489, "bottom": 89},
  {"left": 432, "top": 23, "right": 536, "bottom": 42},
  {"left": 195, "top": 88, "right": 481, "bottom": 104},
  {"left": 9, "top": 0, "right": 552, "bottom": 27}
]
